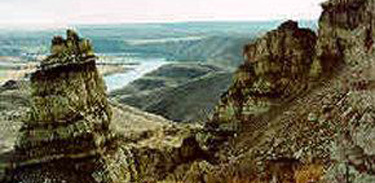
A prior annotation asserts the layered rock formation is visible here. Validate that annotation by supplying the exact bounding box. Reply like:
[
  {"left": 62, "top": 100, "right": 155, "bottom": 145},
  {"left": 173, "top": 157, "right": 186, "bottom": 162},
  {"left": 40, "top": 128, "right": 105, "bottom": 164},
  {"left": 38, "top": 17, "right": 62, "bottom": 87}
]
[
  {"left": 209, "top": 20, "right": 318, "bottom": 133},
  {"left": 203, "top": 0, "right": 375, "bottom": 182},
  {"left": 2, "top": 30, "right": 207, "bottom": 183},
  {"left": 3, "top": 30, "right": 115, "bottom": 183},
  {"left": 314, "top": 0, "right": 375, "bottom": 71},
  {"left": 3, "top": 0, "right": 375, "bottom": 182},
  {"left": 315, "top": 0, "right": 375, "bottom": 181}
]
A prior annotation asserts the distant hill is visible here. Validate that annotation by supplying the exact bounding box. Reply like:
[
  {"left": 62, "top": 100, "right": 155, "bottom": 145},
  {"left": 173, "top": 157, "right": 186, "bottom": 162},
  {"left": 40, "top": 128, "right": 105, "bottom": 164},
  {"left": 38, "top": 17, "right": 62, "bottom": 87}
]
[
  {"left": 110, "top": 63, "right": 233, "bottom": 123},
  {"left": 122, "top": 35, "right": 251, "bottom": 68},
  {"left": 0, "top": 21, "right": 317, "bottom": 67}
]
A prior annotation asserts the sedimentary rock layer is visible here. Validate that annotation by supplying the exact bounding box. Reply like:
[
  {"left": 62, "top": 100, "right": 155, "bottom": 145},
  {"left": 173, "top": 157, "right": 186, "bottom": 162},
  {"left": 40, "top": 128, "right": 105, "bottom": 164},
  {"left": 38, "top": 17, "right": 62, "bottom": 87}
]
[{"left": 5, "top": 30, "right": 113, "bottom": 183}]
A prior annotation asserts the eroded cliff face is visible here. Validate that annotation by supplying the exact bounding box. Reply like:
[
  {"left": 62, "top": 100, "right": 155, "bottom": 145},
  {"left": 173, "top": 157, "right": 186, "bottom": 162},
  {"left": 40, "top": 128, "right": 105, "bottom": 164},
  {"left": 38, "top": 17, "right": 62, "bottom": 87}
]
[
  {"left": 3, "top": 30, "right": 115, "bottom": 183},
  {"left": 3, "top": 0, "right": 375, "bottom": 182},
  {"left": 203, "top": 0, "right": 375, "bottom": 182},
  {"left": 2, "top": 30, "right": 207, "bottom": 183},
  {"left": 209, "top": 20, "right": 318, "bottom": 133},
  {"left": 314, "top": 0, "right": 375, "bottom": 181},
  {"left": 315, "top": 0, "right": 375, "bottom": 71}
]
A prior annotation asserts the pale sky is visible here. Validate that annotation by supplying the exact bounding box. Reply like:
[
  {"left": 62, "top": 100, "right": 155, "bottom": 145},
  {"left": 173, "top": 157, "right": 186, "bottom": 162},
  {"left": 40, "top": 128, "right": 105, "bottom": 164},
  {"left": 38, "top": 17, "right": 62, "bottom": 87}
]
[{"left": 0, "top": 0, "right": 326, "bottom": 26}]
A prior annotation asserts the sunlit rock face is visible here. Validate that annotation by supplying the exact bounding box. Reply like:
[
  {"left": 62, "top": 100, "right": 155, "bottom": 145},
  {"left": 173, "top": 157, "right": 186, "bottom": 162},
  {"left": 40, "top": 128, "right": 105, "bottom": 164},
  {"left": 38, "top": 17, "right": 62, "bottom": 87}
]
[
  {"left": 314, "top": 0, "right": 375, "bottom": 72},
  {"left": 314, "top": 0, "right": 375, "bottom": 181},
  {"left": 3, "top": 30, "right": 207, "bottom": 183},
  {"left": 209, "top": 20, "right": 318, "bottom": 133},
  {"left": 45, "top": 29, "right": 95, "bottom": 67},
  {"left": 5, "top": 30, "right": 114, "bottom": 183},
  {"left": 202, "top": 1, "right": 375, "bottom": 182}
]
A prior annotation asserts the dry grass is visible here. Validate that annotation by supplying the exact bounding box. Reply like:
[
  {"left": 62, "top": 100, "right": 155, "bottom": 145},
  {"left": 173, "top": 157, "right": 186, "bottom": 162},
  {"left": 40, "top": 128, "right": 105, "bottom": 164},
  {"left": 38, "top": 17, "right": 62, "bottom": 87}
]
[
  {"left": 295, "top": 164, "right": 324, "bottom": 183},
  {"left": 201, "top": 161, "right": 325, "bottom": 183}
]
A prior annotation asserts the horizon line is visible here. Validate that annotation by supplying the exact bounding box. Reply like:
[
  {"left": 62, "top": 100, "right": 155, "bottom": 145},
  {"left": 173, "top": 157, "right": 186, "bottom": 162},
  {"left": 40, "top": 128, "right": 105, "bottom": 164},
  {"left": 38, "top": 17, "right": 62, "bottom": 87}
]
[{"left": 0, "top": 18, "right": 318, "bottom": 29}]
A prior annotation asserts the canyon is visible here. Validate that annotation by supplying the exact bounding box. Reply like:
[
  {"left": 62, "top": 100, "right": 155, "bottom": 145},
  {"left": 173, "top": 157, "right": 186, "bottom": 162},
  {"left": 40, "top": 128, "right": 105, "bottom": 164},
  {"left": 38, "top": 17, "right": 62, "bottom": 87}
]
[{"left": 1, "top": 0, "right": 375, "bottom": 182}]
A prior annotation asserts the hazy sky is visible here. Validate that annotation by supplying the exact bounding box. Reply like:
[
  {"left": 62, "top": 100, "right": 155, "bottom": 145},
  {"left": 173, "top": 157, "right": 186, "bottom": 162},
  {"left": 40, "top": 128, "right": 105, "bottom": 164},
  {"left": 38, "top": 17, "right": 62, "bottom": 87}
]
[{"left": 0, "top": 0, "right": 326, "bottom": 26}]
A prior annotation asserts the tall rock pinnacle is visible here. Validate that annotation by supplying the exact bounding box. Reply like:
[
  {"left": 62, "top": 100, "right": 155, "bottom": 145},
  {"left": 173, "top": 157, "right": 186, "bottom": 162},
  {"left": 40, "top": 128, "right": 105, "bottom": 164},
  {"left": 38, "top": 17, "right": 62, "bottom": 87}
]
[
  {"left": 3, "top": 29, "right": 207, "bottom": 183},
  {"left": 5, "top": 30, "right": 113, "bottom": 183}
]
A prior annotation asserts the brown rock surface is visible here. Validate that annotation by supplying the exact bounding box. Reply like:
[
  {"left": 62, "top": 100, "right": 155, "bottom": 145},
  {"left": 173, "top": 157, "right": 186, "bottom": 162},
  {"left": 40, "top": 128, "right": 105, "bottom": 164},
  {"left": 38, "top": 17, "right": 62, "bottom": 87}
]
[
  {"left": 209, "top": 20, "right": 317, "bottom": 133},
  {"left": 203, "top": 1, "right": 375, "bottom": 182},
  {"left": 1, "top": 30, "right": 207, "bottom": 183},
  {"left": 3, "top": 0, "right": 375, "bottom": 182},
  {"left": 3, "top": 30, "right": 114, "bottom": 183}
]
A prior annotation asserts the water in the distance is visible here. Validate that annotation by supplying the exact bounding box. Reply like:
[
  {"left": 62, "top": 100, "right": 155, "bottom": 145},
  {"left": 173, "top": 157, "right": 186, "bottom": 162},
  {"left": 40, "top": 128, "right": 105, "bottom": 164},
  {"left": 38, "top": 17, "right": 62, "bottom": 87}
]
[
  {"left": 104, "top": 60, "right": 167, "bottom": 92},
  {"left": 0, "top": 21, "right": 318, "bottom": 89}
]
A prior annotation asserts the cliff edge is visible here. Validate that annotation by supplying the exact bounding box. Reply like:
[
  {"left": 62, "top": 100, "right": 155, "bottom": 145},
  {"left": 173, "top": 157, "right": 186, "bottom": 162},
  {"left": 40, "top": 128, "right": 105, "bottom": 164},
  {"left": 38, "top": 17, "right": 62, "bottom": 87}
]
[
  {"left": 2, "top": 30, "right": 208, "bottom": 183},
  {"left": 202, "top": 0, "right": 375, "bottom": 182}
]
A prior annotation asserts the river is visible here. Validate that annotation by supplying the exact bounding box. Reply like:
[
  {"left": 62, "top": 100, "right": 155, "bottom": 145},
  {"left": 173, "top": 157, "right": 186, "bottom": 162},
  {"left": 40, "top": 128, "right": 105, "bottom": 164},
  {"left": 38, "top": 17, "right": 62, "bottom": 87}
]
[
  {"left": 0, "top": 57, "right": 167, "bottom": 91},
  {"left": 104, "top": 61, "right": 167, "bottom": 92}
]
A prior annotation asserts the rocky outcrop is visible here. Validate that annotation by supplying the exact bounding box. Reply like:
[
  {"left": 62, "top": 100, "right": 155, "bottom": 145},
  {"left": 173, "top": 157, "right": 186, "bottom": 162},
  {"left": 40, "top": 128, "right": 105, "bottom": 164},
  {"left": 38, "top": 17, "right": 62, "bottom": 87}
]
[
  {"left": 3, "top": 1, "right": 375, "bottom": 182},
  {"left": 202, "top": 1, "right": 375, "bottom": 183},
  {"left": 314, "top": 0, "right": 375, "bottom": 71},
  {"left": 3, "top": 30, "right": 115, "bottom": 183},
  {"left": 209, "top": 20, "right": 318, "bottom": 133},
  {"left": 2, "top": 30, "right": 207, "bottom": 183},
  {"left": 313, "top": 0, "right": 375, "bottom": 181}
]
